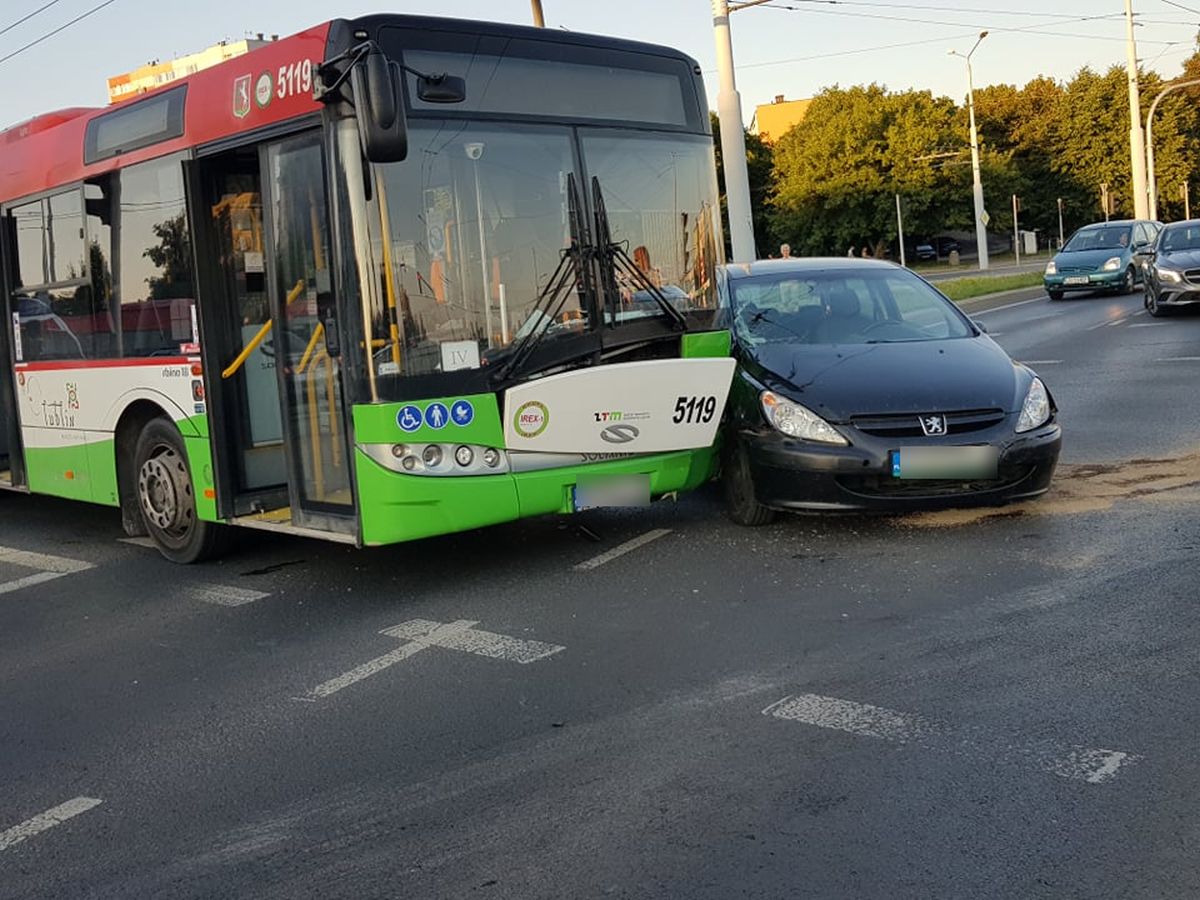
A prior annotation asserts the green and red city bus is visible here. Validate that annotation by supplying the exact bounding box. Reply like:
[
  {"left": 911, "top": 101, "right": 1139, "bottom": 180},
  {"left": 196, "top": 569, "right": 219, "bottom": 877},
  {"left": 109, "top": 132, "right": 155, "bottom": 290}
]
[{"left": 0, "top": 14, "right": 734, "bottom": 562}]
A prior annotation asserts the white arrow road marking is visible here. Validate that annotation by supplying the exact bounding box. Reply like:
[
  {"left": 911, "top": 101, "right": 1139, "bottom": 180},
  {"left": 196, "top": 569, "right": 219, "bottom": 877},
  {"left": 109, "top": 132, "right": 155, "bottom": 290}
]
[
  {"left": 304, "top": 619, "right": 564, "bottom": 700},
  {"left": 575, "top": 528, "right": 672, "bottom": 571},
  {"left": 183, "top": 584, "right": 270, "bottom": 608},
  {"left": 763, "top": 694, "right": 1141, "bottom": 785},
  {"left": 0, "top": 797, "right": 102, "bottom": 852},
  {"left": 0, "top": 546, "right": 93, "bottom": 596}
]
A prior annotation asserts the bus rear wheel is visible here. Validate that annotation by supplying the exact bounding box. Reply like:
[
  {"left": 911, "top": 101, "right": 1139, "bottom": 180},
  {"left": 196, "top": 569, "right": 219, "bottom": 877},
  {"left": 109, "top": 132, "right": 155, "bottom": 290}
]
[{"left": 134, "top": 417, "right": 225, "bottom": 563}]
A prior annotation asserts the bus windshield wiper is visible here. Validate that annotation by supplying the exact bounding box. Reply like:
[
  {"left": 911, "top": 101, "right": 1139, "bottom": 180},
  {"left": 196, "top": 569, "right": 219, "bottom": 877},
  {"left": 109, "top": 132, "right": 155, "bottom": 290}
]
[
  {"left": 491, "top": 174, "right": 590, "bottom": 384},
  {"left": 591, "top": 176, "right": 687, "bottom": 331}
]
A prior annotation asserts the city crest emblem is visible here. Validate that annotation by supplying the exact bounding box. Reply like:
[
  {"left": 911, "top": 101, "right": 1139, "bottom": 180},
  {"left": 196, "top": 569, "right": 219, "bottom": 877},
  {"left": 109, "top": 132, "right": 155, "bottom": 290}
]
[{"left": 232, "top": 75, "right": 251, "bottom": 119}]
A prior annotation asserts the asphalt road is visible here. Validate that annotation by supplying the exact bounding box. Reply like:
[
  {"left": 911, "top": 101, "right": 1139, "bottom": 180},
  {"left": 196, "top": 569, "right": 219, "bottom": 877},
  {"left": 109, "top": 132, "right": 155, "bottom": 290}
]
[{"left": 3, "top": 286, "right": 1200, "bottom": 899}]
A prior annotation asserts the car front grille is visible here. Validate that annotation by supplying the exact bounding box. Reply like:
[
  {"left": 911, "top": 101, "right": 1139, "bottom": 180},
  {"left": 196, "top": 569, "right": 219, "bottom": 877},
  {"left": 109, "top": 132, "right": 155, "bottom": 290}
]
[
  {"left": 1056, "top": 266, "right": 1092, "bottom": 276},
  {"left": 849, "top": 408, "right": 1006, "bottom": 438},
  {"left": 836, "top": 466, "right": 1034, "bottom": 499},
  {"left": 1183, "top": 268, "right": 1200, "bottom": 286}
]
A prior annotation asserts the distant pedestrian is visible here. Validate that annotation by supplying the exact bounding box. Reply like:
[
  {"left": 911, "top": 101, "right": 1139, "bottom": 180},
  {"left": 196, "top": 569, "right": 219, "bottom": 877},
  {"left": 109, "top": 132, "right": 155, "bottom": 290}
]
[
  {"left": 860, "top": 245, "right": 873, "bottom": 259},
  {"left": 779, "top": 243, "right": 792, "bottom": 258},
  {"left": 846, "top": 245, "right": 856, "bottom": 257}
]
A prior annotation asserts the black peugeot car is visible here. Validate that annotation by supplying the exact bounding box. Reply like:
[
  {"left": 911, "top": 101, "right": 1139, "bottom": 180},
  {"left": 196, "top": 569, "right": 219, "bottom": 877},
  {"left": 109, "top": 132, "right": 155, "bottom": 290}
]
[
  {"left": 717, "top": 258, "right": 1062, "bottom": 524},
  {"left": 1143, "top": 219, "right": 1200, "bottom": 317}
]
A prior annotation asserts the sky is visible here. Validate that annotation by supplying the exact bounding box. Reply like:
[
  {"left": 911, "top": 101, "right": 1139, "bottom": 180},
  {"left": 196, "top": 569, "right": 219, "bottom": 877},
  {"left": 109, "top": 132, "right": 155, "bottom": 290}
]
[{"left": 2, "top": 0, "right": 1199, "bottom": 131}]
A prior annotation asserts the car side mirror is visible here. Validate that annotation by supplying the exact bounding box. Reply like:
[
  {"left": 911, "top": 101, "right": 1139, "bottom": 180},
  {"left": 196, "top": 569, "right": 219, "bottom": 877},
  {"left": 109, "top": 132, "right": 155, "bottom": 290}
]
[{"left": 972, "top": 319, "right": 989, "bottom": 334}]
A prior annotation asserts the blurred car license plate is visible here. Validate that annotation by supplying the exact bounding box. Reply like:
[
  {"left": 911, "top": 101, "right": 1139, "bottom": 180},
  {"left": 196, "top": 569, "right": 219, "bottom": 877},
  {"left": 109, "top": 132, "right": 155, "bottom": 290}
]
[
  {"left": 1063, "top": 276, "right": 1089, "bottom": 285},
  {"left": 574, "top": 474, "right": 650, "bottom": 510},
  {"left": 891, "top": 446, "right": 998, "bottom": 479}
]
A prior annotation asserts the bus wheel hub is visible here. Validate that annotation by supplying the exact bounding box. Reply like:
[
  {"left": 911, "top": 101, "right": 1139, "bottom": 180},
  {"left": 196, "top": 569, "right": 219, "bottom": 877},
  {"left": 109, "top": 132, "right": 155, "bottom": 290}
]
[{"left": 138, "top": 453, "right": 183, "bottom": 531}]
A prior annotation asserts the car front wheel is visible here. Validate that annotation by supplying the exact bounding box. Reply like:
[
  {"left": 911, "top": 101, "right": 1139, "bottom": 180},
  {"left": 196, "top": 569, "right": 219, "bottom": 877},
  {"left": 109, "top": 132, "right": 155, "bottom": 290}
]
[
  {"left": 1048, "top": 289, "right": 1064, "bottom": 301},
  {"left": 1147, "top": 287, "right": 1169, "bottom": 318},
  {"left": 1119, "top": 266, "right": 1135, "bottom": 294},
  {"left": 722, "top": 438, "right": 775, "bottom": 527}
]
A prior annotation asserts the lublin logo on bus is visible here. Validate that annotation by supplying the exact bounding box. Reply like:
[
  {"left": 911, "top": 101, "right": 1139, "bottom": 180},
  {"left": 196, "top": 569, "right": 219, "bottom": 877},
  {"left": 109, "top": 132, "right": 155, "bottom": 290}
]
[
  {"left": 514, "top": 401, "right": 549, "bottom": 438},
  {"left": 233, "top": 75, "right": 252, "bottom": 119}
]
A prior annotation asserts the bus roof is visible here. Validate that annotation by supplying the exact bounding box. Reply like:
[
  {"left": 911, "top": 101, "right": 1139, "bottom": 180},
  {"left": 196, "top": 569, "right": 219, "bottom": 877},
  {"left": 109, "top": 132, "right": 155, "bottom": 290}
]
[{"left": 0, "top": 14, "right": 705, "bottom": 205}]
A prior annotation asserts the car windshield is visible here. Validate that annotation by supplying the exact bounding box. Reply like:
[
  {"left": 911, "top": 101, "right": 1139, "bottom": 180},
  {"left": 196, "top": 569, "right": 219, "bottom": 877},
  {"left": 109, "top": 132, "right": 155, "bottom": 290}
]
[
  {"left": 729, "top": 267, "right": 974, "bottom": 345},
  {"left": 1063, "top": 226, "right": 1132, "bottom": 252},
  {"left": 1160, "top": 225, "right": 1200, "bottom": 253}
]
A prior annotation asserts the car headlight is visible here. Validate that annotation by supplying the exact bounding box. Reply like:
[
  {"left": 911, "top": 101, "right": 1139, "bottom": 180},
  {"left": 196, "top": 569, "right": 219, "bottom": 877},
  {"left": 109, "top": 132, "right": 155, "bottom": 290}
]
[
  {"left": 1101, "top": 256, "right": 1122, "bottom": 271},
  {"left": 1045, "top": 260, "right": 1057, "bottom": 275},
  {"left": 1158, "top": 267, "right": 1184, "bottom": 283},
  {"left": 1015, "top": 377, "right": 1050, "bottom": 433},
  {"left": 760, "top": 391, "right": 848, "bottom": 445}
]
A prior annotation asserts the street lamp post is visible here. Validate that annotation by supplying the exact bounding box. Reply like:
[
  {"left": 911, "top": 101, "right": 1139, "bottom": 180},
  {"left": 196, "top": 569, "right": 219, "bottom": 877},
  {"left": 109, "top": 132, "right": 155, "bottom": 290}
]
[
  {"left": 1124, "top": 0, "right": 1150, "bottom": 220},
  {"left": 1145, "top": 78, "right": 1200, "bottom": 221},
  {"left": 712, "top": 0, "right": 773, "bottom": 262},
  {"left": 950, "top": 32, "right": 989, "bottom": 271}
]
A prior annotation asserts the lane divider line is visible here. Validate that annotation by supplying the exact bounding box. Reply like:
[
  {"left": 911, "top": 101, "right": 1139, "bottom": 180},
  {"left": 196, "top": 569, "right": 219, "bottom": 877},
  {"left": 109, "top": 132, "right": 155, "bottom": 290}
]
[
  {"left": 0, "top": 797, "right": 103, "bottom": 852},
  {"left": 1022, "top": 360, "right": 1063, "bottom": 365},
  {"left": 0, "top": 546, "right": 93, "bottom": 597},
  {"left": 1154, "top": 356, "right": 1200, "bottom": 362},
  {"left": 574, "top": 528, "right": 672, "bottom": 571},
  {"left": 117, "top": 537, "right": 157, "bottom": 549},
  {"left": 763, "top": 693, "right": 1141, "bottom": 785}
]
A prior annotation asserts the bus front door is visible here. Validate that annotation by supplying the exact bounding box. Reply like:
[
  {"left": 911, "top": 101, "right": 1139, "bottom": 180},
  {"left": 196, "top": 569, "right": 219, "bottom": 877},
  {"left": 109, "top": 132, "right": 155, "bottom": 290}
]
[{"left": 193, "top": 134, "right": 354, "bottom": 533}]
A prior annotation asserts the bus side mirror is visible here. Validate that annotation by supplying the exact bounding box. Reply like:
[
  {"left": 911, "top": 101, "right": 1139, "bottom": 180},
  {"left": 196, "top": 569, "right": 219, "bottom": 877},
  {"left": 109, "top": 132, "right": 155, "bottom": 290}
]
[{"left": 351, "top": 52, "right": 407, "bottom": 163}]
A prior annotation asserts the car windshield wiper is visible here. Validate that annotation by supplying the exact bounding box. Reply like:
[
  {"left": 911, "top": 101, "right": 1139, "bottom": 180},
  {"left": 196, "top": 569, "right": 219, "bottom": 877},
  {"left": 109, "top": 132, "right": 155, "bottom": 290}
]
[
  {"left": 742, "top": 309, "right": 809, "bottom": 342},
  {"left": 591, "top": 176, "right": 687, "bottom": 331},
  {"left": 490, "top": 174, "right": 590, "bottom": 384}
]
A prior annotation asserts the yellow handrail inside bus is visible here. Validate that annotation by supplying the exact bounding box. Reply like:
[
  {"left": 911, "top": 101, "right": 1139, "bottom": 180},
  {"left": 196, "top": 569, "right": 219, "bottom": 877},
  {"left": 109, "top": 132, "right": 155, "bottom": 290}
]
[
  {"left": 221, "top": 279, "right": 306, "bottom": 379},
  {"left": 296, "top": 322, "right": 325, "bottom": 375}
]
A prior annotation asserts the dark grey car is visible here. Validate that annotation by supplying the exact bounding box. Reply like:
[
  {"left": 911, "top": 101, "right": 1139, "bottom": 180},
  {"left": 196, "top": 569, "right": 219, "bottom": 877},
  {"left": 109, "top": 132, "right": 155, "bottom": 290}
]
[{"left": 1143, "top": 219, "right": 1200, "bottom": 317}]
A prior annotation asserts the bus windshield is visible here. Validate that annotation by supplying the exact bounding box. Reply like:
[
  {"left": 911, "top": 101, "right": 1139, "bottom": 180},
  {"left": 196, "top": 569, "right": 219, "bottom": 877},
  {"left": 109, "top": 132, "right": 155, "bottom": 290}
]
[{"left": 362, "top": 124, "right": 719, "bottom": 385}]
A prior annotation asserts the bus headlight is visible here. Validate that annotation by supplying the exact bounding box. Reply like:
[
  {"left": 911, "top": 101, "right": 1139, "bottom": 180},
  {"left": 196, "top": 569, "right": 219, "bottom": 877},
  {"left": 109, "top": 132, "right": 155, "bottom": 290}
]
[
  {"left": 483, "top": 448, "right": 501, "bottom": 468},
  {"left": 454, "top": 445, "right": 474, "bottom": 467},
  {"left": 422, "top": 445, "right": 444, "bottom": 467}
]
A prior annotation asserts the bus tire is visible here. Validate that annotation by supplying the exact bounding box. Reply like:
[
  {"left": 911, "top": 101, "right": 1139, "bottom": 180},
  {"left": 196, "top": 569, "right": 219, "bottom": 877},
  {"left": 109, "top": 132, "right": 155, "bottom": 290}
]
[{"left": 134, "top": 417, "right": 226, "bottom": 564}]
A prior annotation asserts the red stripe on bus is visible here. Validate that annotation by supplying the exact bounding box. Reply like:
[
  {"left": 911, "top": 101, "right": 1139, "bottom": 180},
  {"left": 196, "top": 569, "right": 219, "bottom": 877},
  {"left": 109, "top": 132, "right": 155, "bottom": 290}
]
[{"left": 16, "top": 357, "right": 194, "bottom": 371}]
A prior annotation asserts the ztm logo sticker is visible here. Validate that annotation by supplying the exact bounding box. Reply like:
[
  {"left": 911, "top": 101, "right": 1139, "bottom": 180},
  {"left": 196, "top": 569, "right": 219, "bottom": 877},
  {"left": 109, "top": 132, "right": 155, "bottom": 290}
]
[
  {"left": 255, "top": 72, "right": 273, "bottom": 109},
  {"left": 514, "top": 401, "right": 549, "bottom": 438}
]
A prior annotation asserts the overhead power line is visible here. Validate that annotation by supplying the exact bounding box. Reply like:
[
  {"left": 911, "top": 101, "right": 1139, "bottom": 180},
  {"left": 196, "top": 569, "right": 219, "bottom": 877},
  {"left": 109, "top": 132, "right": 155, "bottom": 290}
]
[
  {"left": 0, "top": 0, "right": 65, "bottom": 37},
  {"left": 0, "top": 0, "right": 119, "bottom": 68},
  {"left": 1160, "top": 0, "right": 1200, "bottom": 16}
]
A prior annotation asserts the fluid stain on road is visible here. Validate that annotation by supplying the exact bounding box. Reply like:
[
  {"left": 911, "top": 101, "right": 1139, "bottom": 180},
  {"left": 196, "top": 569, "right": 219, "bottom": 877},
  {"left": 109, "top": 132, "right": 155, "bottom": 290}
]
[{"left": 899, "top": 449, "right": 1200, "bottom": 527}]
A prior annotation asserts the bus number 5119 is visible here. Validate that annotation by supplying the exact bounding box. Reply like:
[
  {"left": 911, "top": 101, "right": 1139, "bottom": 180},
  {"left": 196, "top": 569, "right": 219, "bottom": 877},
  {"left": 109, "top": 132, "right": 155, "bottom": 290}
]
[{"left": 673, "top": 395, "right": 717, "bottom": 425}]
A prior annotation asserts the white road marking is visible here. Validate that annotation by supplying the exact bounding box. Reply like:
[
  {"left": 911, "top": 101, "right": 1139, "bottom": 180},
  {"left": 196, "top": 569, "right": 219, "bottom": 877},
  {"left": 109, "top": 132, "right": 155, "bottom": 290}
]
[
  {"left": 305, "top": 619, "right": 564, "bottom": 699},
  {"left": 0, "top": 797, "right": 102, "bottom": 852},
  {"left": 1107, "top": 318, "right": 1127, "bottom": 327},
  {"left": 1154, "top": 356, "right": 1200, "bottom": 362},
  {"left": 1128, "top": 322, "right": 1169, "bottom": 327},
  {"left": 763, "top": 693, "right": 1141, "bottom": 785},
  {"left": 574, "top": 528, "right": 672, "bottom": 571},
  {"left": 972, "top": 296, "right": 1046, "bottom": 315},
  {"left": 382, "top": 618, "right": 565, "bottom": 663},
  {"left": 1086, "top": 317, "right": 1121, "bottom": 331},
  {"left": 0, "top": 546, "right": 93, "bottom": 596},
  {"left": 185, "top": 584, "right": 270, "bottom": 608},
  {"left": 1022, "top": 360, "right": 1063, "bottom": 365},
  {"left": 118, "top": 536, "right": 157, "bottom": 549}
]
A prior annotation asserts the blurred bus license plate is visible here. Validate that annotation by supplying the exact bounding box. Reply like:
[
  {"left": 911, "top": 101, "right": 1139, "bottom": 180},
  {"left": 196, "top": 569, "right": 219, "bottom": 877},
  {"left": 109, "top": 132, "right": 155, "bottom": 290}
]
[
  {"left": 891, "top": 446, "right": 998, "bottom": 479},
  {"left": 574, "top": 474, "right": 650, "bottom": 510}
]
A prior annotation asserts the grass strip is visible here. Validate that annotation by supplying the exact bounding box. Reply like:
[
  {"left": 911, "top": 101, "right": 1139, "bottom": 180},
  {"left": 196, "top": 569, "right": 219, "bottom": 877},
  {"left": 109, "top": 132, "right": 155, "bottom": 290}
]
[{"left": 936, "top": 272, "right": 1043, "bottom": 302}]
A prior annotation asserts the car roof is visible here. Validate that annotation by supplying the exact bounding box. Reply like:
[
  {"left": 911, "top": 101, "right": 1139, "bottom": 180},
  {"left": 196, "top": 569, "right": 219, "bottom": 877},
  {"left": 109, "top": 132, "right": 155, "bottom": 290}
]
[{"left": 719, "top": 258, "right": 901, "bottom": 279}]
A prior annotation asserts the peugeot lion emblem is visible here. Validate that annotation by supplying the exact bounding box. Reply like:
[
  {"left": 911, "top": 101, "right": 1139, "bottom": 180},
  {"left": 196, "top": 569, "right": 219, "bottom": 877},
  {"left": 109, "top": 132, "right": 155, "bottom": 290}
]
[{"left": 919, "top": 414, "right": 947, "bottom": 437}]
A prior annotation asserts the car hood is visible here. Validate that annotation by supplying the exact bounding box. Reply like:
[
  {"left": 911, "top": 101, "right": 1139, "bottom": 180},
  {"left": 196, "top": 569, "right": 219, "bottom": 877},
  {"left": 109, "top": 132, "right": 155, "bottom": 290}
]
[
  {"left": 1156, "top": 248, "right": 1200, "bottom": 269},
  {"left": 1054, "top": 247, "right": 1129, "bottom": 269},
  {"left": 742, "top": 337, "right": 1029, "bottom": 421}
]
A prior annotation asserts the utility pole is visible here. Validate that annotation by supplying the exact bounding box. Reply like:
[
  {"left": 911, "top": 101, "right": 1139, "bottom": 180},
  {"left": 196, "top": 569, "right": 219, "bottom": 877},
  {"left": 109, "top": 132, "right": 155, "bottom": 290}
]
[
  {"left": 1125, "top": 0, "right": 1150, "bottom": 219},
  {"left": 1012, "top": 194, "right": 1020, "bottom": 265},
  {"left": 896, "top": 194, "right": 906, "bottom": 267},
  {"left": 1101, "top": 183, "right": 1111, "bottom": 222},
  {"left": 949, "top": 32, "right": 989, "bottom": 270},
  {"left": 1145, "top": 78, "right": 1200, "bottom": 220},
  {"left": 1057, "top": 197, "right": 1064, "bottom": 248},
  {"left": 712, "top": 0, "right": 772, "bottom": 262},
  {"left": 530, "top": 0, "right": 545, "bottom": 27},
  {"left": 1184, "top": 182, "right": 1191, "bottom": 219}
]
